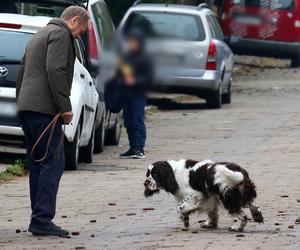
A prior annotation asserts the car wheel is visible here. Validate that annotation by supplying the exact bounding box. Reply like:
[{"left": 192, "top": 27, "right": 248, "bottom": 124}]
[
  {"left": 222, "top": 80, "right": 232, "bottom": 104},
  {"left": 206, "top": 84, "right": 222, "bottom": 109},
  {"left": 93, "top": 117, "right": 105, "bottom": 154},
  {"left": 105, "top": 114, "right": 122, "bottom": 146},
  {"left": 291, "top": 56, "right": 300, "bottom": 68},
  {"left": 64, "top": 123, "right": 81, "bottom": 171},
  {"left": 79, "top": 123, "right": 95, "bottom": 164}
]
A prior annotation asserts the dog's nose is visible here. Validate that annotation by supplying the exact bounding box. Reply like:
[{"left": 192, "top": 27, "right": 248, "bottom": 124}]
[{"left": 144, "top": 180, "right": 150, "bottom": 186}]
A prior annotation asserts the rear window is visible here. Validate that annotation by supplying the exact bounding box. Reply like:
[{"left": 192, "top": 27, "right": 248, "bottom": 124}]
[
  {"left": 0, "top": 30, "right": 32, "bottom": 61},
  {"left": 0, "top": 1, "right": 65, "bottom": 17},
  {"left": 123, "top": 11, "right": 205, "bottom": 41},
  {"left": 233, "top": 0, "right": 294, "bottom": 10}
]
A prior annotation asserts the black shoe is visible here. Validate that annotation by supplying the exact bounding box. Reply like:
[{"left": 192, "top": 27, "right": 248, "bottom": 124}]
[
  {"left": 132, "top": 149, "right": 145, "bottom": 159},
  {"left": 120, "top": 148, "right": 145, "bottom": 159},
  {"left": 120, "top": 148, "right": 135, "bottom": 158},
  {"left": 28, "top": 220, "right": 69, "bottom": 236}
]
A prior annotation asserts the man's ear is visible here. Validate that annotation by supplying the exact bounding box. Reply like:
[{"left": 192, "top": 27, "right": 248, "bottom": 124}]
[{"left": 70, "top": 16, "right": 80, "bottom": 25}]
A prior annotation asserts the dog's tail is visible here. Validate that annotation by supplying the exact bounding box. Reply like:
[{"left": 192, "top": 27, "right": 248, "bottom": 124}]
[
  {"left": 214, "top": 165, "right": 244, "bottom": 195},
  {"left": 249, "top": 204, "right": 264, "bottom": 223}
]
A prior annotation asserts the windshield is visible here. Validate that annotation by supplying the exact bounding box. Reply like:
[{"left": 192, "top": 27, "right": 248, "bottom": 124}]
[
  {"left": 124, "top": 11, "right": 205, "bottom": 41},
  {"left": 233, "top": 0, "right": 294, "bottom": 10},
  {"left": 0, "top": 30, "right": 32, "bottom": 61}
]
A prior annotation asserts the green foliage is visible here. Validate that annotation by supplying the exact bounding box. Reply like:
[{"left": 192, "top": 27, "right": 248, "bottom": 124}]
[{"left": 0, "top": 160, "right": 27, "bottom": 184}]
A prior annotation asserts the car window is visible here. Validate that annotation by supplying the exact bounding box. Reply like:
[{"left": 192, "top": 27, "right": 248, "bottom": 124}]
[
  {"left": 208, "top": 15, "right": 224, "bottom": 41},
  {"left": 0, "top": 30, "right": 32, "bottom": 61},
  {"left": 206, "top": 16, "right": 217, "bottom": 39},
  {"left": 124, "top": 11, "right": 206, "bottom": 41},
  {"left": 91, "top": 1, "right": 115, "bottom": 49},
  {"left": 233, "top": 0, "right": 294, "bottom": 10},
  {"left": 78, "top": 39, "right": 88, "bottom": 68},
  {"left": 74, "top": 40, "right": 83, "bottom": 63}
]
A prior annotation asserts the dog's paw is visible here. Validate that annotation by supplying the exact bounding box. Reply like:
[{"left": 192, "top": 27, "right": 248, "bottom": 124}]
[
  {"left": 201, "top": 221, "right": 217, "bottom": 229},
  {"left": 183, "top": 217, "right": 190, "bottom": 228},
  {"left": 228, "top": 225, "right": 243, "bottom": 232}
]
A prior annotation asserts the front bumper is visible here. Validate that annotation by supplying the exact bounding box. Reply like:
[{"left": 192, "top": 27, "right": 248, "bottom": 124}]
[
  {"left": 153, "top": 70, "right": 221, "bottom": 94},
  {"left": 0, "top": 125, "right": 25, "bottom": 150},
  {"left": 227, "top": 36, "right": 300, "bottom": 58}
]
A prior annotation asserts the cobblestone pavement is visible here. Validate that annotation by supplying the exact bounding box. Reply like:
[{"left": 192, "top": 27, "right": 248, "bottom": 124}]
[{"left": 0, "top": 66, "right": 300, "bottom": 249}]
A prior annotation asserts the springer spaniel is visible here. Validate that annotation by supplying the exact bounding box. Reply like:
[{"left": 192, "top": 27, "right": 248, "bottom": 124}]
[{"left": 144, "top": 159, "right": 263, "bottom": 232}]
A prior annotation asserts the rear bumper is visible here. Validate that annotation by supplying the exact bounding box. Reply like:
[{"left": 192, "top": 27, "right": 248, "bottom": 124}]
[
  {"left": 226, "top": 36, "right": 300, "bottom": 58},
  {"left": 153, "top": 70, "right": 221, "bottom": 94}
]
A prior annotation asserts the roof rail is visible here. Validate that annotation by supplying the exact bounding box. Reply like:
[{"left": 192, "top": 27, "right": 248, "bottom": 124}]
[
  {"left": 198, "top": 3, "right": 210, "bottom": 10},
  {"left": 133, "top": 0, "right": 142, "bottom": 6}
]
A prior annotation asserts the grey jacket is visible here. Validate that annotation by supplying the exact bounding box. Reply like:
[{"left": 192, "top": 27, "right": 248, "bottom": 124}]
[{"left": 17, "top": 18, "right": 75, "bottom": 115}]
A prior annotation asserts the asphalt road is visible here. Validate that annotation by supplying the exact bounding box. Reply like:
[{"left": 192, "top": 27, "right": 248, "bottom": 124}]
[{"left": 0, "top": 61, "right": 300, "bottom": 250}]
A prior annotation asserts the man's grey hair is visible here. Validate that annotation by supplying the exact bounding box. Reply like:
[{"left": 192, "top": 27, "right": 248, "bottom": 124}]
[{"left": 61, "top": 6, "right": 89, "bottom": 23}]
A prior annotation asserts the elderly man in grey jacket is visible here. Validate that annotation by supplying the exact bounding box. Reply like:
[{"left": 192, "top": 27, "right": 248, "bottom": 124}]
[{"left": 17, "top": 6, "right": 89, "bottom": 236}]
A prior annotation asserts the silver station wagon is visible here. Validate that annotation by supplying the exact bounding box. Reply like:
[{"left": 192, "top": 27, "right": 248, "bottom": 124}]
[{"left": 119, "top": 2, "right": 234, "bottom": 109}]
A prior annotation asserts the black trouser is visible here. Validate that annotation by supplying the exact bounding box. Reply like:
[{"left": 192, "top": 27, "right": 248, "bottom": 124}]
[
  {"left": 19, "top": 111, "right": 64, "bottom": 224},
  {"left": 123, "top": 94, "right": 146, "bottom": 149}
]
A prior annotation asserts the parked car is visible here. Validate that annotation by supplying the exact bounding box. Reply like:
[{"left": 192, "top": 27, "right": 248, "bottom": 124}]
[
  {"left": 0, "top": 14, "right": 99, "bottom": 170},
  {"left": 118, "top": 2, "right": 234, "bottom": 109},
  {"left": 1, "top": 0, "right": 122, "bottom": 153},
  {"left": 221, "top": 0, "right": 300, "bottom": 67}
]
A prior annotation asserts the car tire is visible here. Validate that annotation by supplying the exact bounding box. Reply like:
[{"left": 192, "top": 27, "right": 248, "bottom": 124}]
[
  {"left": 93, "top": 117, "right": 105, "bottom": 154},
  {"left": 105, "top": 114, "right": 122, "bottom": 146},
  {"left": 291, "top": 56, "right": 300, "bottom": 68},
  {"left": 222, "top": 80, "right": 232, "bottom": 104},
  {"left": 64, "top": 123, "right": 81, "bottom": 171},
  {"left": 79, "top": 123, "right": 95, "bottom": 164},
  {"left": 206, "top": 85, "right": 222, "bottom": 109}
]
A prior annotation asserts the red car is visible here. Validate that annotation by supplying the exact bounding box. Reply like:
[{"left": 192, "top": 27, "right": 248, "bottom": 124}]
[{"left": 221, "top": 0, "right": 300, "bottom": 67}]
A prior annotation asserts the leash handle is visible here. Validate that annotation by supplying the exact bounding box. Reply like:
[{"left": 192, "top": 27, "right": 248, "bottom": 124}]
[{"left": 31, "top": 113, "right": 63, "bottom": 163}]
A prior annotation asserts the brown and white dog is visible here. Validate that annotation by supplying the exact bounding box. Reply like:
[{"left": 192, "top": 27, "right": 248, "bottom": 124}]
[{"left": 144, "top": 159, "right": 263, "bottom": 231}]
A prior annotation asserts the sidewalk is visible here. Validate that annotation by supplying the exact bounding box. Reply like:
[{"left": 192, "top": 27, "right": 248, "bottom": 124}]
[{"left": 1, "top": 67, "right": 300, "bottom": 249}]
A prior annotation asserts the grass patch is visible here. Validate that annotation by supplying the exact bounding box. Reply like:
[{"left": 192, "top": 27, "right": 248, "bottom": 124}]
[{"left": 0, "top": 160, "right": 27, "bottom": 184}]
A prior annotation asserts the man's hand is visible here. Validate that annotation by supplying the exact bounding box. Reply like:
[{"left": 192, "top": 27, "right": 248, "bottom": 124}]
[
  {"left": 61, "top": 111, "right": 73, "bottom": 124},
  {"left": 124, "top": 75, "right": 135, "bottom": 86}
]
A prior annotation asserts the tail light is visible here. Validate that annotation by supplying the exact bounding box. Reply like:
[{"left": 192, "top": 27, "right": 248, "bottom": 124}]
[
  {"left": 88, "top": 22, "right": 98, "bottom": 61},
  {"left": 206, "top": 40, "right": 217, "bottom": 70},
  {"left": 0, "top": 23, "right": 21, "bottom": 29}
]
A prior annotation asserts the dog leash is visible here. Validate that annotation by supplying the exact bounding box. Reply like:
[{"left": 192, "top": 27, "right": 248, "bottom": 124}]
[{"left": 31, "top": 113, "right": 65, "bottom": 163}]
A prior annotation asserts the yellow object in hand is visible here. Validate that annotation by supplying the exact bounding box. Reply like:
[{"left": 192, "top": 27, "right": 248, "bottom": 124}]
[{"left": 120, "top": 64, "right": 134, "bottom": 77}]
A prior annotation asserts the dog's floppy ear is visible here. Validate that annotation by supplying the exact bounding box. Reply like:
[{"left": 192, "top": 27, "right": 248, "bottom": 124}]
[{"left": 156, "top": 161, "right": 179, "bottom": 195}]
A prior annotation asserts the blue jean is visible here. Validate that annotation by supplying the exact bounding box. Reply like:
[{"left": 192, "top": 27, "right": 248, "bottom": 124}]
[
  {"left": 19, "top": 111, "right": 64, "bottom": 224},
  {"left": 123, "top": 95, "right": 146, "bottom": 149}
]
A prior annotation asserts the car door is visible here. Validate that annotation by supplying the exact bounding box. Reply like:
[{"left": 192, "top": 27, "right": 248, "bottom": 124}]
[{"left": 77, "top": 39, "right": 97, "bottom": 141}]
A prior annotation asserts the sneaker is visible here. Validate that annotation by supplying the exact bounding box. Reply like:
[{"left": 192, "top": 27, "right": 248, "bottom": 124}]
[
  {"left": 132, "top": 149, "right": 145, "bottom": 159},
  {"left": 120, "top": 148, "right": 136, "bottom": 158},
  {"left": 28, "top": 220, "right": 69, "bottom": 236},
  {"left": 120, "top": 148, "right": 145, "bottom": 159}
]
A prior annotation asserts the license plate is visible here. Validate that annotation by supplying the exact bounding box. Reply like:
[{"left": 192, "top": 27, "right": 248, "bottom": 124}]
[
  {"left": 0, "top": 101, "right": 17, "bottom": 117},
  {"left": 235, "top": 15, "right": 262, "bottom": 25}
]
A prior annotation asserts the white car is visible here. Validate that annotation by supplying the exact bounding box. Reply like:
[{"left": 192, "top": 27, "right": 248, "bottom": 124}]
[{"left": 0, "top": 14, "right": 99, "bottom": 170}]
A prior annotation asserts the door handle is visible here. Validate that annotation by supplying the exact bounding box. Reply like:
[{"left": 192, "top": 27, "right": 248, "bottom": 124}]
[{"left": 80, "top": 73, "right": 85, "bottom": 79}]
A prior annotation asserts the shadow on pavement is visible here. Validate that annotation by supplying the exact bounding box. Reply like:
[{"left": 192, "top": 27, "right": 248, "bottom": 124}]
[
  {"left": 147, "top": 98, "right": 207, "bottom": 110},
  {"left": 0, "top": 152, "right": 25, "bottom": 164}
]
